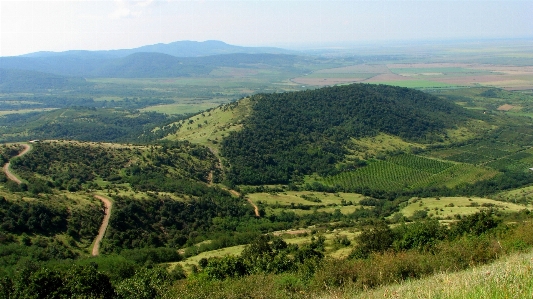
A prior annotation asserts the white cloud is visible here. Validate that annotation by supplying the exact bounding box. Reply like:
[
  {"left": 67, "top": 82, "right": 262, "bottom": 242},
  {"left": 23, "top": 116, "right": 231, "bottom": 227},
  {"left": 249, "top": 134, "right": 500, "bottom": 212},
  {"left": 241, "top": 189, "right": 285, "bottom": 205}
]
[{"left": 109, "top": 0, "right": 155, "bottom": 20}]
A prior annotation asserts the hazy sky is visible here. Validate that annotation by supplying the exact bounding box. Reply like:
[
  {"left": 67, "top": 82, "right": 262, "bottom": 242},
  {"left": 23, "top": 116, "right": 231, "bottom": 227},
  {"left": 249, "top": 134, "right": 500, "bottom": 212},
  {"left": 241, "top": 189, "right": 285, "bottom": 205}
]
[{"left": 0, "top": 0, "right": 531, "bottom": 56}]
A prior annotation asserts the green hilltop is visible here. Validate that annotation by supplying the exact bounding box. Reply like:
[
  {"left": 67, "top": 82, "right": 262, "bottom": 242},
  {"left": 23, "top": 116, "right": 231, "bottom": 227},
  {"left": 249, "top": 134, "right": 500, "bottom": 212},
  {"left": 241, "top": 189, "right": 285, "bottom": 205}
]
[{"left": 218, "top": 83, "right": 477, "bottom": 185}]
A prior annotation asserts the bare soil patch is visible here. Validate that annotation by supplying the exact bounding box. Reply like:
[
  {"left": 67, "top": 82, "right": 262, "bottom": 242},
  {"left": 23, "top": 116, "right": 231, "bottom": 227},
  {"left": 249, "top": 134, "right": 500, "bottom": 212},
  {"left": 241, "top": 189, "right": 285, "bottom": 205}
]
[{"left": 497, "top": 104, "right": 515, "bottom": 111}]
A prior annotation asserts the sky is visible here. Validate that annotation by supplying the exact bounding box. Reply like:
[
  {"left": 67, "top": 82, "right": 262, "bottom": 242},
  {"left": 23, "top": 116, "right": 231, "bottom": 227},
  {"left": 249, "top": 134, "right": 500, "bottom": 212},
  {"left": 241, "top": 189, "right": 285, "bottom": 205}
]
[{"left": 0, "top": 0, "right": 532, "bottom": 56}]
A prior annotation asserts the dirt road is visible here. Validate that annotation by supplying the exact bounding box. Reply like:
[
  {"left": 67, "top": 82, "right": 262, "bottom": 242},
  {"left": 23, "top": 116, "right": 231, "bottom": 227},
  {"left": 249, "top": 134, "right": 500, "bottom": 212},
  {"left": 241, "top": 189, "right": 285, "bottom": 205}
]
[
  {"left": 228, "top": 189, "right": 260, "bottom": 217},
  {"left": 92, "top": 195, "right": 112, "bottom": 256},
  {"left": 206, "top": 147, "right": 259, "bottom": 217},
  {"left": 3, "top": 143, "right": 31, "bottom": 184}
]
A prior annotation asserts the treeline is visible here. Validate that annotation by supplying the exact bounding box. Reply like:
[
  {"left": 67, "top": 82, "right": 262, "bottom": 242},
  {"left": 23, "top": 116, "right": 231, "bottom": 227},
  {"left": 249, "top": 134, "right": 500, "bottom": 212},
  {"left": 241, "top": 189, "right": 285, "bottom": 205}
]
[{"left": 222, "top": 84, "right": 475, "bottom": 185}]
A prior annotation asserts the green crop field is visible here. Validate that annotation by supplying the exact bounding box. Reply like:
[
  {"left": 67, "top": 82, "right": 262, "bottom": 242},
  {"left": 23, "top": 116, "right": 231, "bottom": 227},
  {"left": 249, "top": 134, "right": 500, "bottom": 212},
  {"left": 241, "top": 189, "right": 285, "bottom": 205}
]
[
  {"left": 322, "top": 160, "right": 429, "bottom": 191},
  {"left": 321, "top": 154, "right": 498, "bottom": 191},
  {"left": 387, "top": 154, "right": 454, "bottom": 174},
  {"left": 445, "top": 151, "right": 493, "bottom": 164}
]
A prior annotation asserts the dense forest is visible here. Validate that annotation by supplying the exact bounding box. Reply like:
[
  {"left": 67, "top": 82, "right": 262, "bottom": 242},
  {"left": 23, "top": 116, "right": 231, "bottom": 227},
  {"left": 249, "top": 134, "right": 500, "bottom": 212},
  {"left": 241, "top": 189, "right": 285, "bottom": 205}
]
[
  {"left": 222, "top": 84, "right": 477, "bottom": 185},
  {"left": 10, "top": 141, "right": 219, "bottom": 191}
]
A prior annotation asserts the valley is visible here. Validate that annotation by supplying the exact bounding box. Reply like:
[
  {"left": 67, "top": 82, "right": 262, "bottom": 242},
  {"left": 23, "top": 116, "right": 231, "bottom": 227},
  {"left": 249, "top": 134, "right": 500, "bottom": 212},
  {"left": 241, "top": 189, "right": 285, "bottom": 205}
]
[{"left": 1, "top": 40, "right": 533, "bottom": 298}]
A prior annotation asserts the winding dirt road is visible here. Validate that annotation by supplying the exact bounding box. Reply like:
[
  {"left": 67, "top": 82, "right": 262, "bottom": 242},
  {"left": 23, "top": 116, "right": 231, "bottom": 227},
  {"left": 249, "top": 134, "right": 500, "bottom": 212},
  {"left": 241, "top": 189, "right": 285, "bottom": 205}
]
[
  {"left": 3, "top": 143, "right": 31, "bottom": 184},
  {"left": 92, "top": 195, "right": 112, "bottom": 256}
]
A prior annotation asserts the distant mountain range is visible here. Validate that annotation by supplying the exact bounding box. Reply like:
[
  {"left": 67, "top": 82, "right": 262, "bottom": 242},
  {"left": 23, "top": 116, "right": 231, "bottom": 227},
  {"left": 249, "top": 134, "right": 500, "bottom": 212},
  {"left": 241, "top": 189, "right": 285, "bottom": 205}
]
[
  {"left": 0, "top": 40, "right": 301, "bottom": 79},
  {"left": 19, "top": 40, "right": 296, "bottom": 59}
]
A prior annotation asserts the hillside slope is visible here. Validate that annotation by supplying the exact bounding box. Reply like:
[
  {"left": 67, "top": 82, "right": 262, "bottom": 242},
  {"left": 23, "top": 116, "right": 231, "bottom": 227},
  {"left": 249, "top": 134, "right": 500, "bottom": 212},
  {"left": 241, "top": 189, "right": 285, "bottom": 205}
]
[{"left": 218, "top": 83, "right": 479, "bottom": 185}]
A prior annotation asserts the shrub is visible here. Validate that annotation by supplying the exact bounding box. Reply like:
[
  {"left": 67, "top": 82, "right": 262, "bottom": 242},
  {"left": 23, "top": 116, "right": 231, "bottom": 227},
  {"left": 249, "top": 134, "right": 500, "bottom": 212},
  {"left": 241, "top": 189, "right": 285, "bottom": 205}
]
[{"left": 349, "top": 223, "right": 395, "bottom": 259}]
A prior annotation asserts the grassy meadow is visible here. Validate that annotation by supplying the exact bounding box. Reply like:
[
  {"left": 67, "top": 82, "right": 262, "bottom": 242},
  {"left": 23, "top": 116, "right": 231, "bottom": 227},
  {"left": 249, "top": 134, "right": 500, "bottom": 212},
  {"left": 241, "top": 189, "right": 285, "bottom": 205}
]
[
  {"left": 334, "top": 249, "right": 533, "bottom": 299},
  {"left": 399, "top": 196, "right": 527, "bottom": 219}
]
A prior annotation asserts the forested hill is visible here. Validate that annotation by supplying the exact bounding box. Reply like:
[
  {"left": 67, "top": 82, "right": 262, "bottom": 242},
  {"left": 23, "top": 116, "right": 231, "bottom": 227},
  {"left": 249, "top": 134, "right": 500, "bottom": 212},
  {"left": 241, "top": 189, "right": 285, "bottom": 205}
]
[{"left": 221, "top": 83, "right": 478, "bottom": 185}]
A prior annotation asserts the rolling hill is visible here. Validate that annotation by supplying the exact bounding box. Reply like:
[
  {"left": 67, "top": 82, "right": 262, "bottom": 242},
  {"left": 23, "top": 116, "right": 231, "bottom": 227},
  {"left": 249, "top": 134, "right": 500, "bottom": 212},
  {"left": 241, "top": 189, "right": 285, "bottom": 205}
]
[{"left": 204, "top": 83, "right": 478, "bottom": 185}]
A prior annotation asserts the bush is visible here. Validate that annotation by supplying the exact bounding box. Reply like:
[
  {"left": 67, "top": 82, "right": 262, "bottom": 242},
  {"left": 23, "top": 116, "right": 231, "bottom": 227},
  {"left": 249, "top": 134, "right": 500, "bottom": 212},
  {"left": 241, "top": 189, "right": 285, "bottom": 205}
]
[
  {"left": 393, "top": 219, "right": 445, "bottom": 252},
  {"left": 349, "top": 223, "right": 395, "bottom": 259},
  {"left": 450, "top": 210, "right": 500, "bottom": 237}
]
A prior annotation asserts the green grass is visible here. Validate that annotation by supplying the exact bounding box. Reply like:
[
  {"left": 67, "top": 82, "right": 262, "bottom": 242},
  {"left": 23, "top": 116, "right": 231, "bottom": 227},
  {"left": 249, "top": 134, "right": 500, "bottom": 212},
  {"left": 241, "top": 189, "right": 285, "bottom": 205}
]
[
  {"left": 333, "top": 249, "right": 533, "bottom": 299},
  {"left": 399, "top": 196, "right": 527, "bottom": 219},
  {"left": 171, "top": 245, "right": 245, "bottom": 271},
  {"left": 141, "top": 102, "right": 219, "bottom": 115},
  {"left": 346, "top": 133, "right": 427, "bottom": 159},
  {"left": 248, "top": 191, "right": 364, "bottom": 207},
  {"left": 165, "top": 98, "right": 253, "bottom": 153}
]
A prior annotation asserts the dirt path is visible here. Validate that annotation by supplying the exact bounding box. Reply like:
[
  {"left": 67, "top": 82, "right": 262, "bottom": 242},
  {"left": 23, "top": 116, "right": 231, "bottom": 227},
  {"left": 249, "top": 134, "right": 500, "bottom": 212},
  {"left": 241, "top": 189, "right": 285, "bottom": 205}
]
[
  {"left": 228, "top": 189, "right": 260, "bottom": 217},
  {"left": 206, "top": 147, "right": 259, "bottom": 217},
  {"left": 247, "top": 197, "right": 260, "bottom": 217},
  {"left": 3, "top": 143, "right": 31, "bottom": 184},
  {"left": 92, "top": 195, "right": 112, "bottom": 256}
]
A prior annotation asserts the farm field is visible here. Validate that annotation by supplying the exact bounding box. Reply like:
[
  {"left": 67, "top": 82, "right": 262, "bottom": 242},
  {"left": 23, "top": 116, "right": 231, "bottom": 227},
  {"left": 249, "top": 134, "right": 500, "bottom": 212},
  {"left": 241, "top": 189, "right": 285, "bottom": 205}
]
[
  {"left": 292, "top": 62, "right": 533, "bottom": 91},
  {"left": 320, "top": 155, "right": 498, "bottom": 191}
]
